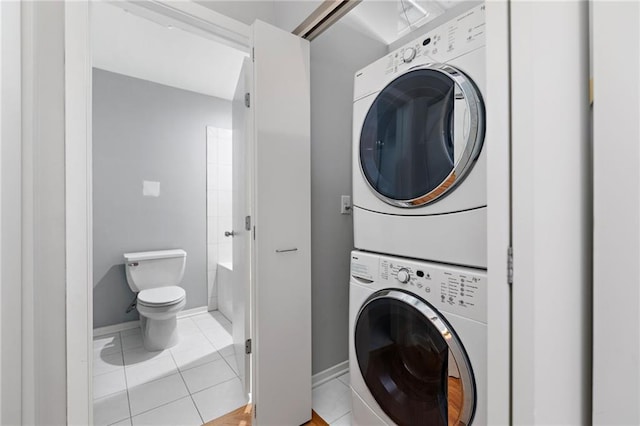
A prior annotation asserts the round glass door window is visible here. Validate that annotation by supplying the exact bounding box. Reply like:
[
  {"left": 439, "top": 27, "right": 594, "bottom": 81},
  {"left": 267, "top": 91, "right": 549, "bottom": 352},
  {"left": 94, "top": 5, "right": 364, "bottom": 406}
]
[
  {"left": 355, "top": 289, "right": 476, "bottom": 426},
  {"left": 359, "top": 64, "right": 484, "bottom": 207}
]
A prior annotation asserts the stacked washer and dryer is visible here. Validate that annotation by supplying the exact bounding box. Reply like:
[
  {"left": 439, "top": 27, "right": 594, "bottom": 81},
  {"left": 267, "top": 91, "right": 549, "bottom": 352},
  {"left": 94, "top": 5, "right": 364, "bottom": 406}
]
[{"left": 349, "top": 5, "right": 488, "bottom": 425}]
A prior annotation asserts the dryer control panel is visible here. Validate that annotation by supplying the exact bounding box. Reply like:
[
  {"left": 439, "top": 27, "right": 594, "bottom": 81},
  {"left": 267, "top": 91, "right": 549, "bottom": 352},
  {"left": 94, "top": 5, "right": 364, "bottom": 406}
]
[
  {"left": 354, "top": 4, "right": 486, "bottom": 101},
  {"left": 351, "top": 250, "right": 487, "bottom": 324}
]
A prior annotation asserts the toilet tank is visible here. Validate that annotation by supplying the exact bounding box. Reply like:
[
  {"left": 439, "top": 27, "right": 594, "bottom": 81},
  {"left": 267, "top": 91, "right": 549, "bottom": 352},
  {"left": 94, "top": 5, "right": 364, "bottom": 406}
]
[{"left": 123, "top": 249, "right": 187, "bottom": 292}]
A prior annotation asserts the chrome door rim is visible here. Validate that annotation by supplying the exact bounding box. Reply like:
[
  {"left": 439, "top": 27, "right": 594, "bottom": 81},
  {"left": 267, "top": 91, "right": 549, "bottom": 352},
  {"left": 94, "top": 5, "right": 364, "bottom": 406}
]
[
  {"left": 359, "top": 63, "right": 485, "bottom": 208},
  {"left": 356, "top": 288, "right": 477, "bottom": 425}
]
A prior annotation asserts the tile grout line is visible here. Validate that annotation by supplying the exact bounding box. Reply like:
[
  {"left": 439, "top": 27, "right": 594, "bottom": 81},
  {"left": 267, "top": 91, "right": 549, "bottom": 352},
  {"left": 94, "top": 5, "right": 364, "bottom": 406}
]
[
  {"left": 128, "top": 395, "right": 196, "bottom": 423},
  {"left": 125, "top": 354, "right": 187, "bottom": 418},
  {"left": 119, "top": 332, "right": 196, "bottom": 423},
  {"left": 97, "top": 311, "right": 236, "bottom": 425},
  {"left": 193, "top": 315, "right": 239, "bottom": 377},
  {"left": 92, "top": 333, "right": 131, "bottom": 420},
  {"left": 169, "top": 349, "right": 205, "bottom": 424},
  {"left": 118, "top": 331, "right": 134, "bottom": 426},
  {"left": 193, "top": 375, "right": 239, "bottom": 397}
]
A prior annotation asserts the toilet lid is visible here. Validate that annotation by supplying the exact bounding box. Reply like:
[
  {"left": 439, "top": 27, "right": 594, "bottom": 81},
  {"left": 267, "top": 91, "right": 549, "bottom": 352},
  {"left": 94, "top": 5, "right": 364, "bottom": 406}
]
[{"left": 138, "top": 286, "right": 185, "bottom": 307}]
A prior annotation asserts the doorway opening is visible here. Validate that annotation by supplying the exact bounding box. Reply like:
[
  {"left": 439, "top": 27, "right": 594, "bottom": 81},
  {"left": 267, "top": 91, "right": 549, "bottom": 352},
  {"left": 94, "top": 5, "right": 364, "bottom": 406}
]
[{"left": 90, "top": 2, "right": 250, "bottom": 424}]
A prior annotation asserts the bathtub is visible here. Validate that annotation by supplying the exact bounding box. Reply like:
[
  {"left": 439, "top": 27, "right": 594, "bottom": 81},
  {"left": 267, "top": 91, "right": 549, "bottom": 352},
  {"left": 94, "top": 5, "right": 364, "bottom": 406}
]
[{"left": 217, "top": 262, "right": 233, "bottom": 322}]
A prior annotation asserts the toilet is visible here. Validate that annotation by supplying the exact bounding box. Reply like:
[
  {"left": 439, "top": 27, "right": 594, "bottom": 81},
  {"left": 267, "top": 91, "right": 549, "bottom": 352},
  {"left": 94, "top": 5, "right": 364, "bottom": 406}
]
[{"left": 124, "top": 249, "right": 187, "bottom": 351}]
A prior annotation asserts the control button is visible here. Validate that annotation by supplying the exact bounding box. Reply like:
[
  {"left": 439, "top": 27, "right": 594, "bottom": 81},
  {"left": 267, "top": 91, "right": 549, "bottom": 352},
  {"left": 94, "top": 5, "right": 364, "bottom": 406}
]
[
  {"left": 397, "top": 268, "right": 410, "bottom": 284},
  {"left": 416, "top": 270, "right": 424, "bottom": 278},
  {"left": 422, "top": 38, "right": 431, "bottom": 46},
  {"left": 402, "top": 47, "right": 416, "bottom": 63}
]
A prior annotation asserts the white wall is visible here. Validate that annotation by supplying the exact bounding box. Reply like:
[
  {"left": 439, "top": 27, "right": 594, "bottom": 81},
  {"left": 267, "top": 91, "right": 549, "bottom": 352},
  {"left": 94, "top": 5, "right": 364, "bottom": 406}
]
[
  {"left": 196, "top": 0, "right": 277, "bottom": 27},
  {"left": 592, "top": 2, "right": 640, "bottom": 424},
  {"left": 0, "top": 1, "right": 23, "bottom": 424},
  {"left": 511, "top": 1, "right": 591, "bottom": 424},
  {"left": 484, "top": 2, "right": 511, "bottom": 423},
  {"left": 21, "top": 2, "right": 68, "bottom": 424},
  {"left": 92, "top": 1, "right": 246, "bottom": 100},
  {"left": 273, "top": 1, "right": 320, "bottom": 32}
]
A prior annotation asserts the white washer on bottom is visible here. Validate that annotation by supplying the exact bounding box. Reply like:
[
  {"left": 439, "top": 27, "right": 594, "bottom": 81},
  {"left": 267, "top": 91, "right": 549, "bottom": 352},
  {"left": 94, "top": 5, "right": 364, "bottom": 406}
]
[{"left": 349, "top": 250, "right": 487, "bottom": 425}]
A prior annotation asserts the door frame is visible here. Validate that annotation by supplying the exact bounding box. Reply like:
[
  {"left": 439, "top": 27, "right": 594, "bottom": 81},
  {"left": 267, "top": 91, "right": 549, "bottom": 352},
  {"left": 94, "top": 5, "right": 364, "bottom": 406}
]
[
  {"left": 484, "top": 2, "right": 512, "bottom": 424},
  {"left": 64, "top": 2, "right": 253, "bottom": 423},
  {"left": 0, "top": 1, "right": 24, "bottom": 424}
]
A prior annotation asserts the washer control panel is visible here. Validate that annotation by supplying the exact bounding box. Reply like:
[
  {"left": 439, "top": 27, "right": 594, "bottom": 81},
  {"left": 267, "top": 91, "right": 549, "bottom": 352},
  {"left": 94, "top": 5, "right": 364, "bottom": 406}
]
[{"left": 351, "top": 250, "right": 487, "bottom": 324}]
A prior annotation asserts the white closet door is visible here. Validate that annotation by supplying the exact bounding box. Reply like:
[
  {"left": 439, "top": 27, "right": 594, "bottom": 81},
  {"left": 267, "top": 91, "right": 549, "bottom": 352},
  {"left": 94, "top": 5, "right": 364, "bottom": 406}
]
[{"left": 251, "top": 20, "right": 311, "bottom": 426}]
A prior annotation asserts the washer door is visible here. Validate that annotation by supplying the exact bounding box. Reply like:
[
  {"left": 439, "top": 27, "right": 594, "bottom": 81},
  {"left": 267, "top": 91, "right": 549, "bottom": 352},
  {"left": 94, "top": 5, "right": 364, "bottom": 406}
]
[
  {"left": 359, "top": 64, "right": 484, "bottom": 208},
  {"left": 355, "top": 289, "right": 476, "bottom": 426}
]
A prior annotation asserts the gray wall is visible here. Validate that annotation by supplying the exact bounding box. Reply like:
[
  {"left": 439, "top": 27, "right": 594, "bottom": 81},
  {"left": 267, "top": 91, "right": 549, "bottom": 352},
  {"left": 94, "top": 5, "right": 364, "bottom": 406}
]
[
  {"left": 93, "top": 69, "right": 231, "bottom": 328},
  {"left": 310, "top": 22, "right": 387, "bottom": 374}
]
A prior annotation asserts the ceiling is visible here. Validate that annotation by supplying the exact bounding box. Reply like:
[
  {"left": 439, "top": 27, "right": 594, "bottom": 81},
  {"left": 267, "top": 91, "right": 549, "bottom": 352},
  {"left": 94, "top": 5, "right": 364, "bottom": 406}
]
[
  {"left": 91, "top": 1, "right": 248, "bottom": 100},
  {"left": 91, "top": 0, "right": 474, "bottom": 99},
  {"left": 340, "top": 0, "right": 472, "bottom": 46}
]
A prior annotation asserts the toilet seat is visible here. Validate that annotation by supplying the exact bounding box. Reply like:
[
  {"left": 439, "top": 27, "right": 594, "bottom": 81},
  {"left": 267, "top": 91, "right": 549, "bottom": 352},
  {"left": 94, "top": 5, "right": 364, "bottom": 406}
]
[{"left": 138, "top": 286, "right": 185, "bottom": 307}]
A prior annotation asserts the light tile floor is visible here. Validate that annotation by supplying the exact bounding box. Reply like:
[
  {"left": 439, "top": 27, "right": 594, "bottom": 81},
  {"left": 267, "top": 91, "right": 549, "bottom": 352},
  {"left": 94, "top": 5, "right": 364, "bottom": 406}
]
[
  {"left": 94, "top": 310, "right": 353, "bottom": 426},
  {"left": 93, "top": 311, "right": 245, "bottom": 426},
  {"left": 312, "top": 373, "right": 352, "bottom": 425}
]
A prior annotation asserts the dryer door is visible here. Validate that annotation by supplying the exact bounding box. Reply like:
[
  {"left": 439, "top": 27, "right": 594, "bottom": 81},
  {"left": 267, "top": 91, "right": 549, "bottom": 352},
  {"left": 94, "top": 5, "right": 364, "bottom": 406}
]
[
  {"left": 354, "top": 289, "right": 476, "bottom": 426},
  {"left": 359, "top": 64, "right": 484, "bottom": 208}
]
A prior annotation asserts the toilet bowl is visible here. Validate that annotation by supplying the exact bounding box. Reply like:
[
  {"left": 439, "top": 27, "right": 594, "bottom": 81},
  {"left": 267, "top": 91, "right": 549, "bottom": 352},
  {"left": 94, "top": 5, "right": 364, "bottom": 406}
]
[{"left": 124, "top": 249, "right": 187, "bottom": 351}]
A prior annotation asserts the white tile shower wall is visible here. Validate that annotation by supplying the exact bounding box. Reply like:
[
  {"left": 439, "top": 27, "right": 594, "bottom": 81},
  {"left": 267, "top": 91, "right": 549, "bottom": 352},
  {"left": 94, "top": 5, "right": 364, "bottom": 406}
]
[
  {"left": 217, "top": 263, "right": 233, "bottom": 321},
  {"left": 207, "top": 127, "right": 233, "bottom": 310}
]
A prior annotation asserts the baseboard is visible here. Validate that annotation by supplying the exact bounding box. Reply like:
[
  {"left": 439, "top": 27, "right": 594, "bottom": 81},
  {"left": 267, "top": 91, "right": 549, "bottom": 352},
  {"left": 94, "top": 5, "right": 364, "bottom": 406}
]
[
  {"left": 93, "top": 306, "right": 210, "bottom": 337},
  {"left": 312, "top": 360, "right": 349, "bottom": 389},
  {"left": 93, "top": 320, "right": 140, "bottom": 337},
  {"left": 178, "top": 306, "right": 209, "bottom": 319}
]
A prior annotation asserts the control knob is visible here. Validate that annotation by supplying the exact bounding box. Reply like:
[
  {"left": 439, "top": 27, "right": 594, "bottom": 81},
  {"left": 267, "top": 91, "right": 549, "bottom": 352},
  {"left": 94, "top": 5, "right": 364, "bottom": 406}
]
[
  {"left": 397, "top": 268, "right": 411, "bottom": 284},
  {"left": 402, "top": 47, "right": 416, "bottom": 63}
]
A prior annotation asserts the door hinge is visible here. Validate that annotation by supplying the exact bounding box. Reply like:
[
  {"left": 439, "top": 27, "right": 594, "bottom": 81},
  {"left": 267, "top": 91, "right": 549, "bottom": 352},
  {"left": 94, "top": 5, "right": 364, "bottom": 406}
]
[
  {"left": 244, "top": 92, "right": 250, "bottom": 108},
  {"left": 245, "top": 338, "right": 252, "bottom": 354},
  {"left": 253, "top": 225, "right": 256, "bottom": 240},
  {"left": 245, "top": 215, "right": 251, "bottom": 231},
  {"left": 252, "top": 47, "right": 255, "bottom": 62},
  {"left": 507, "top": 246, "right": 513, "bottom": 286}
]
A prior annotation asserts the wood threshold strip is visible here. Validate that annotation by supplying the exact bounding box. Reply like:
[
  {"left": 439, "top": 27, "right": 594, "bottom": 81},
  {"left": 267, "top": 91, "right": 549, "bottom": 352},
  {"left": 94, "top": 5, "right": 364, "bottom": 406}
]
[
  {"left": 203, "top": 404, "right": 329, "bottom": 426},
  {"left": 292, "top": 0, "right": 362, "bottom": 41}
]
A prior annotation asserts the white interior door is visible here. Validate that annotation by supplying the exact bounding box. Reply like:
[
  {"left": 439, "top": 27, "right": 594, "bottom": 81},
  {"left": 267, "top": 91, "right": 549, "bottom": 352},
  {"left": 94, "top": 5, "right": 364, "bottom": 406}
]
[
  {"left": 231, "top": 57, "right": 253, "bottom": 399},
  {"left": 250, "top": 20, "right": 311, "bottom": 426}
]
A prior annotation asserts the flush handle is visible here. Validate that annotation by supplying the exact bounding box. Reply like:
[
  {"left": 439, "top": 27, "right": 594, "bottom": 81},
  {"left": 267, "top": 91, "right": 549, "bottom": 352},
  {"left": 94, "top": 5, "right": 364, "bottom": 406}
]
[
  {"left": 128, "top": 262, "right": 139, "bottom": 267},
  {"left": 224, "top": 231, "right": 235, "bottom": 237}
]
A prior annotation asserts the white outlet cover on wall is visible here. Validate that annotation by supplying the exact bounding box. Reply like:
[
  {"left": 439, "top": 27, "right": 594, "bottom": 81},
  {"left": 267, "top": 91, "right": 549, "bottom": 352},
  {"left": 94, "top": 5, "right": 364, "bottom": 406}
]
[{"left": 143, "top": 180, "right": 160, "bottom": 197}]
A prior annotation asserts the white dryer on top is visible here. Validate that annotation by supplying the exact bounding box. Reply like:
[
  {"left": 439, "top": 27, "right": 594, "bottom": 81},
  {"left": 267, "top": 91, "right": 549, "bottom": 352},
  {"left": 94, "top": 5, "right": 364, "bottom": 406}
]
[{"left": 352, "top": 5, "right": 487, "bottom": 268}]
